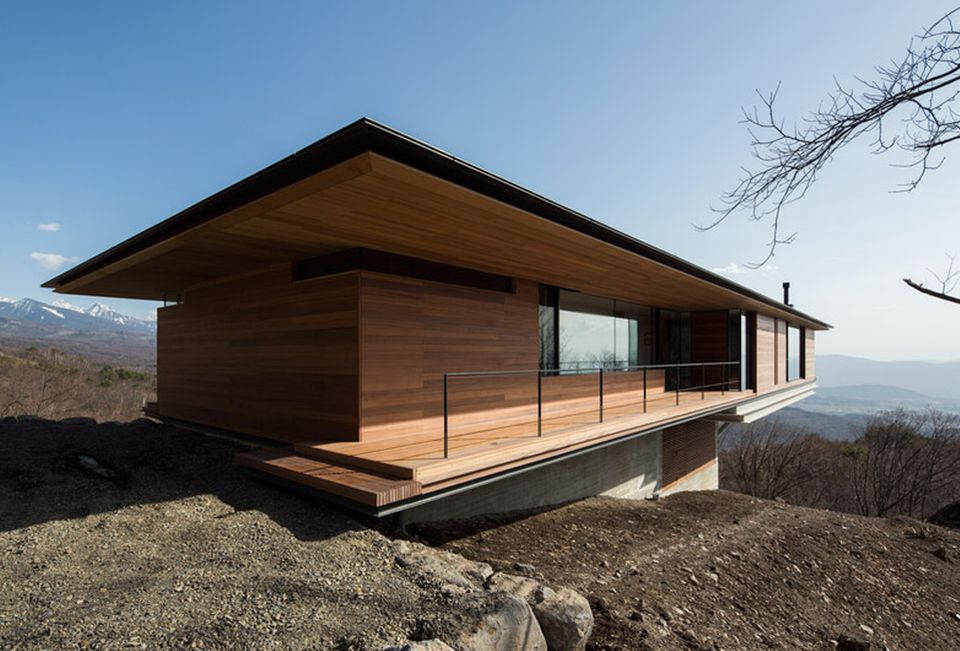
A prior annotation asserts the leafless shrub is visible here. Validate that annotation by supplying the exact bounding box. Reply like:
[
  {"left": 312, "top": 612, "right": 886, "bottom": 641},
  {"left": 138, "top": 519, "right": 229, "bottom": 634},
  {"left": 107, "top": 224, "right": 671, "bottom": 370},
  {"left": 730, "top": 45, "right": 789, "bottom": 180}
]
[
  {"left": 842, "top": 408, "right": 960, "bottom": 517},
  {"left": 721, "top": 409, "right": 960, "bottom": 520},
  {"left": 0, "top": 347, "right": 156, "bottom": 422},
  {"left": 719, "top": 419, "right": 826, "bottom": 502}
]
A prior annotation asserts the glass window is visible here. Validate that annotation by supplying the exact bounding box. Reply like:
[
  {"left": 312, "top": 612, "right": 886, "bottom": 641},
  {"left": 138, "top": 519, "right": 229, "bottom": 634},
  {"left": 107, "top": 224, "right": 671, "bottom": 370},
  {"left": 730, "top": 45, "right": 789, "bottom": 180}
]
[
  {"left": 787, "top": 324, "right": 802, "bottom": 381},
  {"left": 538, "top": 287, "right": 652, "bottom": 372},
  {"left": 538, "top": 286, "right": 558, "bottom": 370},
  {"left": 559, "top": 291, "right": 617, "bottom": 371}
]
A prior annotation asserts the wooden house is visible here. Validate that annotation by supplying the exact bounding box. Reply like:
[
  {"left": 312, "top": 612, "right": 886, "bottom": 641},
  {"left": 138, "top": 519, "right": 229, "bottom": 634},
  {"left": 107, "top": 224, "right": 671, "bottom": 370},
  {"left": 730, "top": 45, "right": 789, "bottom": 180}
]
[{"left": 44, "top": 119, "right": 828, "bottom": 521}]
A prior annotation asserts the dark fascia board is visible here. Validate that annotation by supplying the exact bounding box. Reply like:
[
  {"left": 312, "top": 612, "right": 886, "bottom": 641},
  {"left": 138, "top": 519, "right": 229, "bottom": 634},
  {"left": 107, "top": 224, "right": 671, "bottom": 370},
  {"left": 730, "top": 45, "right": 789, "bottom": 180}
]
[{"left": 43, "top": 117, "right": 830, "bottom": 329}]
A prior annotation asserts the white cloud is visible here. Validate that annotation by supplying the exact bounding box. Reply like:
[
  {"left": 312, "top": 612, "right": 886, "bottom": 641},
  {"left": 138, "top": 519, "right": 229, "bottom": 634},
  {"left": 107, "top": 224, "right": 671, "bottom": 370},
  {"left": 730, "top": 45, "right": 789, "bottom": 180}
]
[
  {"left": 36, "top": 222, "right": 61, "bottom": 232},
  {"left": 30, "top": 252, "right": 80, "bottom": 270},
  {"left": 710, "top": 262, "right": 779, "bottom": 276}
]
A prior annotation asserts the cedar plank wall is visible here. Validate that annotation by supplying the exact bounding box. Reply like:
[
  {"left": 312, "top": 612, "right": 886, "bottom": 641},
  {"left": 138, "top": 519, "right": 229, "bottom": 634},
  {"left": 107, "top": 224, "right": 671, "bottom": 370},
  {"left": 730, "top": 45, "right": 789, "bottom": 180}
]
[
  {"left": 157, "top": 266, "right": 360, "bottom": 443},
  {"left": 357, "top": 271, "right": 671, "bottom": 442},
  {"left": 755, "top": 314, "right": 776, "bottom": 391},
  {"left": 804, "top": 329, "right": 816, "bottom": 379},
  {"left": 661, "top": 420, "right": 717, "bottom": 489},
  {"left": 358, "top": 273, "right": 540, "bottom": 442}
]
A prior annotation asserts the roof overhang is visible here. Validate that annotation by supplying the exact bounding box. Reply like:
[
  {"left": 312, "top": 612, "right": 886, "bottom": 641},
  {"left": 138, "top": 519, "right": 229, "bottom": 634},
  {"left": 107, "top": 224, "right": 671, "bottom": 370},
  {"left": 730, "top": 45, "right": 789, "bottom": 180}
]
[{"left": 44, "top": 118, "right": 830, "bottom": 329}]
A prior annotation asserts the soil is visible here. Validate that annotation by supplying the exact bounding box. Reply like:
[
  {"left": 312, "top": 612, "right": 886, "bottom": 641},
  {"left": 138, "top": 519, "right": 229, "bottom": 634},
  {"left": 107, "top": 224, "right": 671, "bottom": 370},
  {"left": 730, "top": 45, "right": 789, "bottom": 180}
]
[
  {"left": 4, "top": 416, "right": 960, "bottom": 650},
  {"left": 0, "top": 418, "right": 458, "bottom": 650},
  {"left": 416, "top": 492, "right": 960, "bottom": 650}
]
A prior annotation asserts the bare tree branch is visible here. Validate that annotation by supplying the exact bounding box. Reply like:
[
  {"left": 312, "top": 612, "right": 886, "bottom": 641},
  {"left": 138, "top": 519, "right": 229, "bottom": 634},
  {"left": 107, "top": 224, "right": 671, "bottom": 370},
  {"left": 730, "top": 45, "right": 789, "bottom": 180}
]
[{"left": 709, "top": 7, "right": 960, "bottom": 276}]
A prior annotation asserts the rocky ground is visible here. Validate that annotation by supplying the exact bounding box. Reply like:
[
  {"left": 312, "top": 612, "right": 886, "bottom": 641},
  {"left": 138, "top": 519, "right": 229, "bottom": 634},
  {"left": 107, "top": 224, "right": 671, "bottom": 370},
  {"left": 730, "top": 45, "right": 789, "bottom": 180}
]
[
  {"left": 417, "top": 492, "right": 960, "bottom": 650},
  {"left": 0, "top": 418, "right": 466, "bottom": 650},
  {"left": 3, "top": 417, "right": 959, "bottom": 650}
]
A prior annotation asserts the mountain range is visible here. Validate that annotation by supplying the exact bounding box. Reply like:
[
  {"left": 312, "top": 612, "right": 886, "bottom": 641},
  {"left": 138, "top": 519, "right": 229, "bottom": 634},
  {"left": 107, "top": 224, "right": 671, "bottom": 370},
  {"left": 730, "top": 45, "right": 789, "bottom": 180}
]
[
  {"left": 764, "top": 355, "right": 960, "bottom": 440},
  {"left": 0, "top": 296, "right": 156, "bottom": 369}
]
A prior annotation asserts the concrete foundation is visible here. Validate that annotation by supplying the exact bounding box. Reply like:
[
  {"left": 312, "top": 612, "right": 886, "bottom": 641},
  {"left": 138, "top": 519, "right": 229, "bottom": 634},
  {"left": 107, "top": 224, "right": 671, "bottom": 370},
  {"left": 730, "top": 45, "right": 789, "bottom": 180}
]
[
  {"left": 396, "top": 418, "right": 721, "bottom": 525},
  {"left": 400, "top": 431, "right": 662, "bottom": 524},
  {"left": 660, "top": 458, "right": 719, "bottom": 497}
]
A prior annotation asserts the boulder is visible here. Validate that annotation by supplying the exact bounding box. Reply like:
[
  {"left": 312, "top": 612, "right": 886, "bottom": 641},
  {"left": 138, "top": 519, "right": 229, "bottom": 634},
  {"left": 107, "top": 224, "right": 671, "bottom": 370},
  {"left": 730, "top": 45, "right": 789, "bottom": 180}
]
[
  {"left": 836, "top": 635, "right": 872, "bottom": 651},
  {"left": 486, "top": 572, "right": 555, "bottom": 605},
  {"left": 929, "top": 501, "right": 960, "bottom": 530},
  {"left": 453, "top": 591, "right": 547, "bottom": 651},
  {"left": 383, "top": 641, "right": 455, "bottom": 651},
  {"left": 392, "top": 540, "right": 493, "bottom": 589},
  {"left": 532, "top": 588, "right": 594, "bottom": 651}
]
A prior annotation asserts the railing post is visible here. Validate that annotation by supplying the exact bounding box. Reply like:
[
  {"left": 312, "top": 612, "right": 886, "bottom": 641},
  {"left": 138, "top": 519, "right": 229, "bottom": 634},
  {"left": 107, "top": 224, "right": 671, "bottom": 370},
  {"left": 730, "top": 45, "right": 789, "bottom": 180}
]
[
  {"left": 642, "top": 367, "right": 647, "bottom": 413},
  {"left": 598, "top": 367, "right": 604, "bottom": 423},
  {"left": 443, "top": 373, "right": 449, "bottom": 459},
  {"left": 537, "top": 370, "right": 542, "bottom": 437},
  {"left": 675, "top": 364, "right": 680, "bottom": 406},
  {"left": 701, "top": 364, "right": 706, "bottom": 400},
  {"left": 722, "top": 363, "right": 726, "bottom": 395}
]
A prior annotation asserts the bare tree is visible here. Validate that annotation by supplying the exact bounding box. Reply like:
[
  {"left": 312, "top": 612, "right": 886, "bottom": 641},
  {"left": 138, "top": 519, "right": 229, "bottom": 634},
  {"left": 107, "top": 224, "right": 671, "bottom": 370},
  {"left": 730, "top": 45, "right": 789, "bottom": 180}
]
[
  {"left": 842, "top": 408, "right": 960, "bottom": 518},
  {"left": 719, "top": 419, "right": 827, "bottom": 502},
  {"left": 707, "top": 7, "right": 960, "bottom": 304},
  {"left": 902, "top": 252, "right": 960, "bottom": 305}
]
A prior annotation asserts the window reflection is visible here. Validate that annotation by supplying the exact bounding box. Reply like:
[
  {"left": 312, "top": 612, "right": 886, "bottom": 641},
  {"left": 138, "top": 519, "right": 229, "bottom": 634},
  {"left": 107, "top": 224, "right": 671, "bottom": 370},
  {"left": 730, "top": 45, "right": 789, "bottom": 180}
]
[
  {"left": 787, "top": 325, "right": 802, "bottom": 381},
  {"left": 554, "top": 290, "right": 651, "bottom": 371}
]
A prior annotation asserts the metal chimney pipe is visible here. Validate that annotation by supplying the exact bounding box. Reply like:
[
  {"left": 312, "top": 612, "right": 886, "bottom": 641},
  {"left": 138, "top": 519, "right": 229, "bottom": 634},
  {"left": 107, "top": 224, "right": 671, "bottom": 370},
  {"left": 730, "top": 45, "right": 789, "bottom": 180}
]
[{"left": 782, "top": 282, "right": 792, "bottom": 307}]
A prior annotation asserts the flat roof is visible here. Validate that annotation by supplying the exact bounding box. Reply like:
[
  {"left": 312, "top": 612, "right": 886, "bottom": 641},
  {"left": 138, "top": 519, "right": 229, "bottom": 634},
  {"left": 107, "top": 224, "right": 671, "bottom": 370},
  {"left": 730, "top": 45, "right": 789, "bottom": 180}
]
[{"left": 43, "top": 118, "right": 829, "bottom": 329}]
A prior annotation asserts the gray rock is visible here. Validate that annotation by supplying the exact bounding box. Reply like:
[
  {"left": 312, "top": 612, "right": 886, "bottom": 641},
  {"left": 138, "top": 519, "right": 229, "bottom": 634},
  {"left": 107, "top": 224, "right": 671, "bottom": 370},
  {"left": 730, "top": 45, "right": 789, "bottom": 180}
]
[
  {"left": 837, "top": 635, "right": 872, "bottom": 651},
  {"left": 512, "top": 562, "right": 537, "bottom": 577},
  {"left": 486, "top": 572, "right": 555, "bottom": 605},
  {"left": 393, "top": 540, "right": 493, "bottom": 589},
  {"left": 533, "top": 588, "right": 593, "bottom": 651},
  {"left": 453, "top": 591, "right": 547, "bottom": 651},
  {"left": 383, "top": 641, "right": 454, "bottom": 651}
]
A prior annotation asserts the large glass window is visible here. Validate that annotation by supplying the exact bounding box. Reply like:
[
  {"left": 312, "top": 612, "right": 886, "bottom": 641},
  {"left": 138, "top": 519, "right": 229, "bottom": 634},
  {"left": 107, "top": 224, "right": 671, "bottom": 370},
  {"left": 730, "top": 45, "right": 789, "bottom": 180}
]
[
  {"left": 787, "top": 324, "right": 803, "bottom": 381},
  {"left": 538, "top": 287, "right": 652, "bottom": 372},
  {"left": 725, "top": 310, "right": 755, "bottom": 391}
]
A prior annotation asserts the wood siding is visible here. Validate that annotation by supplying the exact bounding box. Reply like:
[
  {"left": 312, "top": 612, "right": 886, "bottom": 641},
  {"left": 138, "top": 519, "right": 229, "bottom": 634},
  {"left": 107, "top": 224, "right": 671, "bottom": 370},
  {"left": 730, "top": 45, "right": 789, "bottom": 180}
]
[
  {"left": 358, "top": 273, "right": 540, "bottom": 442},
  {"left": 661, "top": 420, "right": 717, "bottom": 490},
  {"left": 357, "top": 273, "right": 674, "bottom": 443},
  {"left": 157, "top": 266, "right": 360, "bottom": 443},
  {"left": 755, "top": 314, "right": 776, "bottom": 391},
  {"left": 805, "top": 329, "right": 816, "bottom": 379}
]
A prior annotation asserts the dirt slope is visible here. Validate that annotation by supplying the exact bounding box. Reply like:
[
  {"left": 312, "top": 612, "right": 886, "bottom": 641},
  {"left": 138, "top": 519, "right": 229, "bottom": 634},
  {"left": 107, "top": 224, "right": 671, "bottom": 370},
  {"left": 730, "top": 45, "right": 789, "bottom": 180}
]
[
  {"left": 0, "top": 418, "right": 458, "bottom": 650},
  {"left": 419, "top": 492, "right": 960, "bottom": 650}
]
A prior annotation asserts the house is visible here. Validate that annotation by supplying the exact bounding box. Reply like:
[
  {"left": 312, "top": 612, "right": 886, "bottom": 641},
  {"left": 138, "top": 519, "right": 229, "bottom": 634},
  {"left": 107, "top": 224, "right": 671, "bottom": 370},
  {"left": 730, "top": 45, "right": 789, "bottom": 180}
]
[{"left": 44, "top": 119, "right": 828, "bottom": 523}]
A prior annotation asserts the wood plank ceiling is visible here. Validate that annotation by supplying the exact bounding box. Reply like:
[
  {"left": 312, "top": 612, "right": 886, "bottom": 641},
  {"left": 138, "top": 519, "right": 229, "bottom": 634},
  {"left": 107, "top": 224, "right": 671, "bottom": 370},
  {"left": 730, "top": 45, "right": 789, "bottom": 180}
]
[{"left": 53, "top": 152, "right": 825, "bottom": 328}]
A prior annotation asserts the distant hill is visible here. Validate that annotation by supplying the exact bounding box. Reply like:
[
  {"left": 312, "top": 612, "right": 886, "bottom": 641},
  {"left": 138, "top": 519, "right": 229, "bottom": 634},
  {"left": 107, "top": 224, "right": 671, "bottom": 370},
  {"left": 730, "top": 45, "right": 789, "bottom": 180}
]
[
  {"left": 0, "top": 297, "right": 155, "bottom": 369},
  {"left": 817, "top": 355, "right": 960, "bottom": 400}
]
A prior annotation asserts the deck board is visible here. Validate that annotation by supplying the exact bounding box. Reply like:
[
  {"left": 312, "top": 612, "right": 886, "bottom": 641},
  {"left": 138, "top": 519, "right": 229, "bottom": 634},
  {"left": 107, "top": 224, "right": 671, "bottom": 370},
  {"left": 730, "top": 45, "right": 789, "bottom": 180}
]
[
  {"left": 236, "top": 448, "right": 422, "bottom": 507},
  {"left": 299, "top": 389, "right": 749, "bottom": 485}
]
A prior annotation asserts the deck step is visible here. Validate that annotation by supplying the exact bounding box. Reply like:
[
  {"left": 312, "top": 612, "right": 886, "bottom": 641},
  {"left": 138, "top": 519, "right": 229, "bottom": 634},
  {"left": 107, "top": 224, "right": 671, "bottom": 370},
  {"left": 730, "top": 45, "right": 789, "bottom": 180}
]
[
  {"left": 293, "top": 441, "right": 419, "bottom": 481},
  {"left": 237, "top": 448, "right": 421, "bottom": 507}
]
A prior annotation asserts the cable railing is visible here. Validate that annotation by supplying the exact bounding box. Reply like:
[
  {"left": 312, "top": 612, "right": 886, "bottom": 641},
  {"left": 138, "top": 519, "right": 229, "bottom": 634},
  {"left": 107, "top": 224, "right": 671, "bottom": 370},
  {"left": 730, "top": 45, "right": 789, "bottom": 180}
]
[{"left": 441, "top": 361, "right": 741, "bottom": 458}]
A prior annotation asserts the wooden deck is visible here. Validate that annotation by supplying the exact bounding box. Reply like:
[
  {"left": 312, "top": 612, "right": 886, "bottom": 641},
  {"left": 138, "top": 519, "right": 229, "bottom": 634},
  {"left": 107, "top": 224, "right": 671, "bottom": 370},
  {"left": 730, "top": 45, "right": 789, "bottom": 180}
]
[{"left": 238, "top": 388, "right": 752, "bottom": 509}]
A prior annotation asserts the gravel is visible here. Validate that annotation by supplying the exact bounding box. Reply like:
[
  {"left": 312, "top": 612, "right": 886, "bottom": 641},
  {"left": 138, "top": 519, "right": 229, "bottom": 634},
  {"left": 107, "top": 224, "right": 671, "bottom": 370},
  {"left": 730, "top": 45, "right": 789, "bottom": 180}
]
[
  {"left": 0, "top": 418, "right": 459, "bottom": 650},
  {"left": 419, "top": 491, "right": 960, "bottom": 650}
]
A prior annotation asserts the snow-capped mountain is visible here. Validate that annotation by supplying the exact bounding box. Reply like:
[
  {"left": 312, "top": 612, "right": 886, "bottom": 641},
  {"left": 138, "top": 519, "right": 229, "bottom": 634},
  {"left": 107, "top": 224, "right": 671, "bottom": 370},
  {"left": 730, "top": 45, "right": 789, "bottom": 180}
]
[{"left": 0, "top": 297, "right": 156, "bottom": 336}]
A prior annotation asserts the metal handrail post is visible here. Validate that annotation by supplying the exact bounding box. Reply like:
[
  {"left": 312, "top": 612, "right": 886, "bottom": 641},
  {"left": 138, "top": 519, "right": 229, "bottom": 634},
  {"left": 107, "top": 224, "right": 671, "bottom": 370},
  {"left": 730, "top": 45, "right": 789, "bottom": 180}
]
[
  {"left": 701, "top": 364, "right": 706, "bottom": 400},
  {"left": 443, "top": 373, "right": 449, "bottom": 458},
  {"left": 675, "top": 364, "right": 680, "bottom": 406},
  {"left": 598, "top": 368, "right": 604, "bottom": 423},
  {"left": 642, "top": 367, "right": 647, "bottom": 413},
  {"left": 722, "top": 363, "right": 726, "bottom": 395},
  {"left": 537, "top": 371, "right": 542, "bottom": 437}
]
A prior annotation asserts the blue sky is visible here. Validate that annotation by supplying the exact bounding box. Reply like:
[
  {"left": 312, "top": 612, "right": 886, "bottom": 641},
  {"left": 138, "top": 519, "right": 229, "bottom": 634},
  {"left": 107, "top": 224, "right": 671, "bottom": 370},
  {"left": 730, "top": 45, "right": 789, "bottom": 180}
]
[{"left": 1, "top": 1, "right": 957, "bottom": 360}]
